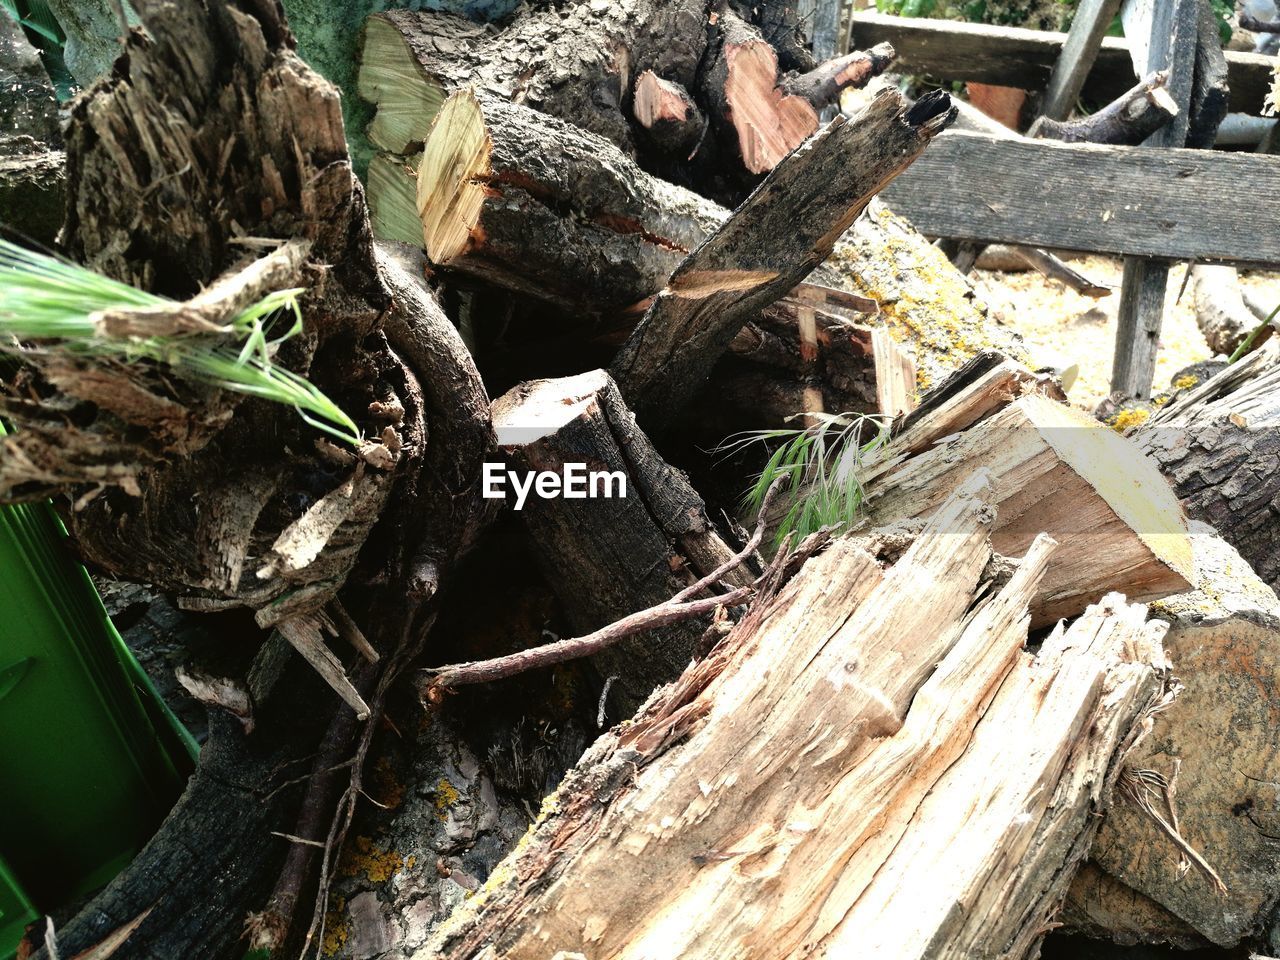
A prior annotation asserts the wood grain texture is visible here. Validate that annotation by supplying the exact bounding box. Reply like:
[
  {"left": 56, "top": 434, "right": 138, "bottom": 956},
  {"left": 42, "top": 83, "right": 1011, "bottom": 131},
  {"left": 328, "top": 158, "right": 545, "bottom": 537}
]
[
  {"left": 861, "top": 388, "right": 1193, "bottom": 626},
  {"left": 880, "top": 131, "right": 1280, "bottom": 266},
  {"left": 1039, "top": 0, "right": 1124, "bottom": 122},
  {"left": 612, "top": 89, "right": 955, "bottom": 430},
  {"left": 848, "top": 11, "right": 1275, "bottom": 115},
  {"left": 1080, "top": 524, "right": 1280, "bottom": 947},
  {"left": 422, "top": 476, "right": 1170, "bottom": 960}
]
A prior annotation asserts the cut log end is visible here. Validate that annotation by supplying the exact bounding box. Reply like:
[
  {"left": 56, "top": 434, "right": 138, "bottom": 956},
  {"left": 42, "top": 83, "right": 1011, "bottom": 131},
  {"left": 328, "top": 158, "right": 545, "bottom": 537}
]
[
  {"left": 724, "top": 33, "right": 819, "bottom": 174},
  {"left": 358, "top": 13, "right": 450, "bottom": 154},
  {"left": 492, "top": 369, "right": 610, "bottom": 447},
  {"left": 416, "top": 89, "right": 492, "bottom": 265}
]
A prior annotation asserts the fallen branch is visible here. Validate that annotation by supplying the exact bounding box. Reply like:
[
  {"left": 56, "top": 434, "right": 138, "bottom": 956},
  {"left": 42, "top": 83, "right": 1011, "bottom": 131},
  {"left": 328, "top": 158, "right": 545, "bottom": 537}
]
[
  {"left": 420, "top": 476, "right": 789, "bottom": 695},
  {"left": 1029, "top": 70, "right": 1177, "bottom": 145}
]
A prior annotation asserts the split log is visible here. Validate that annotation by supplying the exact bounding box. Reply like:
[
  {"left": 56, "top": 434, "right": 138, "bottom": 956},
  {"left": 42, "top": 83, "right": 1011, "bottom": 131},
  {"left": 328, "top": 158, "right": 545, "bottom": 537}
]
[
  {"left": 1066, "top": 524, "right": 1280, "bottom": 948},
  {"left": 1029, "top": 70, "right": 1178, "bottom": 144},
  {"left": 412, "top": 91, "right": 724, "bottom": 313},
  {"left": 1188, "top": 263, "right": 1256, "bottom": 355},
  {"left": 357, "top": 3, "right": 709, "bottom": 159},
  {"left": 490, "top": 369, "right": 750, "bottom": 715},
  {"left": 424, "top": 476, "right": 1171, "bottom": 960},
  {"left": 1135, "top": 340, "right": 1280, "bottom": 596},
  {"left": 610, "top": 89, "right": 955, "bottom": 430},
  {"left": 701, "top": 8, "right": 895, "bottom": 175},
  {"left": 858, "top": 353, "right": 1194, "bottom": 626}
]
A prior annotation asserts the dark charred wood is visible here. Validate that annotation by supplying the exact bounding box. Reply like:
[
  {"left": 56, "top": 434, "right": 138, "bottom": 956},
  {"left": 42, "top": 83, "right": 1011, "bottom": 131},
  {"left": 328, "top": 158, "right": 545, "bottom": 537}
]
[
  {"left": 1186, "top": 0, "right": 1230, "bottom": 149},
  {"left": 490, "top": 369, "right": 752, "bottom": 715}
]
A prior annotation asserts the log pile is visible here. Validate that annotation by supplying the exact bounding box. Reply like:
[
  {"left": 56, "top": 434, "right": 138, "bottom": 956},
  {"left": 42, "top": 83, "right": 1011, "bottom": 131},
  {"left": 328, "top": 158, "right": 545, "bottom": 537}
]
[{"left": 7, "top": 1, "right": 1280, "bottom": 959}]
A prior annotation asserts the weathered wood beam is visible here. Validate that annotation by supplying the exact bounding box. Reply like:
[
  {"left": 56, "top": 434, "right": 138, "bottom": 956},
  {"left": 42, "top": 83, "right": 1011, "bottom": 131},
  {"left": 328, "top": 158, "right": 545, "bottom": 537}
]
[
  {"left": 1038, "top": 0, "right": 1124, "bottom": 122},
  {"left": 880, "top": 132, "right": 1280, "bottom": 267},
  {"left": 848, "top": 11, "right": 1275, "bottom": 115},
  {"left": 1110, "top": 0, "right": 1199, "bottom": 399}
]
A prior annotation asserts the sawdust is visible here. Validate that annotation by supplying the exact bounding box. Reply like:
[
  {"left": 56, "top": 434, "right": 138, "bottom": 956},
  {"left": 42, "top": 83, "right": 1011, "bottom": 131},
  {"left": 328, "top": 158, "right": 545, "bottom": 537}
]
[
  {"left": 970, "top": 256, "right": 1280, "bottom": 411},
  {"left": 969, "top": 256, "right": 1235, "bottom": 412}
]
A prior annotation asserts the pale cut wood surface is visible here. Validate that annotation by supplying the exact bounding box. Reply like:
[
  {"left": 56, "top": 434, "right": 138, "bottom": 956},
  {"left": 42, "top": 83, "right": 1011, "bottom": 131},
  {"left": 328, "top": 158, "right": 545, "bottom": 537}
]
[
  {"left": 862, "top": 391, "right": 1193, "bottom": 626},
  {"left": 423, "top": 476, "right": 1170, "bottom": 960},
  {"left": 881, "top": 131, "right": 1280, "bottom": 266}
]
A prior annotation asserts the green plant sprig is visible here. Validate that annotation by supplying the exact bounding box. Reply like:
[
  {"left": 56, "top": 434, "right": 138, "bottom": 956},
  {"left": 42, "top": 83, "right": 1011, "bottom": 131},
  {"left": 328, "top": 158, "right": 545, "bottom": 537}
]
[
  {"left": 720, "top": 411, "right": 892, "bottom": 549},
  {"left": 0, "top": 240, "right": 361, "bottom": 445}
]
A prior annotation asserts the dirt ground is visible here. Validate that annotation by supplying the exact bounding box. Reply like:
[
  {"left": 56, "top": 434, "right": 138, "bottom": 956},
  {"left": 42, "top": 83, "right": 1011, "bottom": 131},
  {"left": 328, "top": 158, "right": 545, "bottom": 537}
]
[{"left": 972, "top": 256, "right": 1280, "bottom": 411}]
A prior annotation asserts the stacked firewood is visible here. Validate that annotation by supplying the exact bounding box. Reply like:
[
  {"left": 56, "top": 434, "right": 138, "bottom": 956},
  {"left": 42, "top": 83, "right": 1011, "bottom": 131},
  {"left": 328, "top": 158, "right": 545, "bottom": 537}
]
[{"left": 10, "top": 1, "right": 1280, "bottom": 959}]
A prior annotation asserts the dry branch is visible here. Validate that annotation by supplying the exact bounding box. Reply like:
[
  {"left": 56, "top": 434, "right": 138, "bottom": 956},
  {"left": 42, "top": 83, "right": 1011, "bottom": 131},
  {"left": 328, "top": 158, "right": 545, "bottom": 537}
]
[
  {"left": 611, "top": 89, "right": 955, "bottom": 430},
  {"left": 1029, "top": 70, "right": 1178, "bottom": 144}
]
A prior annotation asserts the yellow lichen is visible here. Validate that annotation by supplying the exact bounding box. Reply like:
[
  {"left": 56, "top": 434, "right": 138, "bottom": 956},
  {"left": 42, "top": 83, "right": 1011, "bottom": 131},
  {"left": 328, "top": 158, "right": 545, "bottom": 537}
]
[
  {"left": 433, "top": 778, "right": 462, "bottom": 820},
  {"left": 342, "top": 835, "right": 404, "bottom": 884},
  {"left": 371, "top": 756, "right": 406, "bottom": 810},
  {"left": 1173, "top": 374, "right": 1199, "bottom": 390},
  {"left": 321, "top": 897, "right": 349, "bottom": 958},
  {"left": 1108, "top": 408, "right": 1151, "bottom": 433},
  {"left": 820, "top": 203, "right": 1029, "bottom": 392}
]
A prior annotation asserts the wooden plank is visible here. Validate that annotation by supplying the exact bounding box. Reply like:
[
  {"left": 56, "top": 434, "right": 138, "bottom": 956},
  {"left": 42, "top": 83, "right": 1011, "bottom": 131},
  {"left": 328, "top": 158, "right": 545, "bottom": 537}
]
[
  {"left": 880, "top": 131, "right": 1280, "bottom": 266},
  {"left": 1040, "top": 0, "right": 1124, "bottom": 122},
  {"left": 848, "top": 12, "right": 1276, "bottom": 115},
  {"left": 1109, "top": 0, "right": 1198, "bottom": 399}
]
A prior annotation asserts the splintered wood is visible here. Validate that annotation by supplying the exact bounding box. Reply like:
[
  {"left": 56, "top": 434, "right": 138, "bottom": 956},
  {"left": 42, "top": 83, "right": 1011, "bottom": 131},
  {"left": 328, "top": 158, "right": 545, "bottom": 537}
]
[
  {"left": 859, "top": 356, "right": 1194, "bottom": 625},
  {"left": 423, "top": 476, "right": 1170, "bottom": 960}
]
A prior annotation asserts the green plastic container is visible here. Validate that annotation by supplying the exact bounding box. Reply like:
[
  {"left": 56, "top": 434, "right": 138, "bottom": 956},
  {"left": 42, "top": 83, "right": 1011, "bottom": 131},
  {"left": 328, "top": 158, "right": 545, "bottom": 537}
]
[
  {"left": 0, "top": 478, "right": 196, "bottom": 956},
  {"left": 0, "top": 855, "right": 37, "bottom": 960}
]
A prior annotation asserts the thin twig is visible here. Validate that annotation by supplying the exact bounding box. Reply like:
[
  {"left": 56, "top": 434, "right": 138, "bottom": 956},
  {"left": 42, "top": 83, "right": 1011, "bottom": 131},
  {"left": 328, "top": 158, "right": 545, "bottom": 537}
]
[
  {"left": 424, "top": 588, "right": 753, "bottom": 693},
  {"left": 423, "top": 476, "right": 790, "bottom": 695}
]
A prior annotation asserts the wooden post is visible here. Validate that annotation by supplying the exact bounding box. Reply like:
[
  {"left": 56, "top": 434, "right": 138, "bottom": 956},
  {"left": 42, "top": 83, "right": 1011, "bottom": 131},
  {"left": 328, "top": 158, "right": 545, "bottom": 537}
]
[
  {"left": 1109, "top": 0, "right": 1199, "bottom": 399},
  {"left": 1038, "top": 0, "right": 1124, "bottom": 123}
]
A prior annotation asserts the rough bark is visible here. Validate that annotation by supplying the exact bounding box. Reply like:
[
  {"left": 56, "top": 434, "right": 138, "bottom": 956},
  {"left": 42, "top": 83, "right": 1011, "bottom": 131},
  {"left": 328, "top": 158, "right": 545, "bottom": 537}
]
[
  {"left": 412, "top": 91, "right": 724, "bottom": 314},
  {"left": 0, "top": 146, "right": 64, "bottom": 245},
  {"left": 490, "top": 369, "right": 750, "bottom": 716},
  {"left": 1189, "top": 263, "right": 1256, "bottom": 355},
  {"left": 357, "top": 2, "right": 711, "bottom": 159},
  {"left": 1135, "top": 340, "right": 1280, "bottom": 598},
  {"left": 368, "top": 87, "right": 1025, "bottom": 396},
  {"left": 1068, "top": 523, "right": 1280, "bottom": 948},
  {"left": 423, "top": 476, "right": 1169, "bottom": 960},
  {"left": 858, "top": 353, "right": 1194, "bottom": 626},
  {"left": 611, "top": 89, "right": 955, "bottom": 430},
  {"left": 1030, "top": 70, "right": 1178, "bottom": 144}
]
